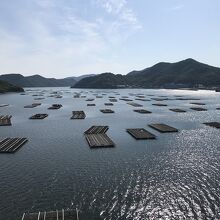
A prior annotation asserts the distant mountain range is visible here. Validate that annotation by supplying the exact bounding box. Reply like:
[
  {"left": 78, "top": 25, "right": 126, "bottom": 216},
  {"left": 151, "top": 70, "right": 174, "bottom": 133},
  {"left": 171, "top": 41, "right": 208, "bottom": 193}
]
[
  {"left": 0, "top": 74, "right": 95, "bottom": 88},
  {"left": 73, "top": 59, "right": 220, "bottom": 89},
  {"left": 1, "top": 59, "right": 220, "bottom": 90},
  {"left": 0, "top": 80, "right": 24, "bottom": 93}
]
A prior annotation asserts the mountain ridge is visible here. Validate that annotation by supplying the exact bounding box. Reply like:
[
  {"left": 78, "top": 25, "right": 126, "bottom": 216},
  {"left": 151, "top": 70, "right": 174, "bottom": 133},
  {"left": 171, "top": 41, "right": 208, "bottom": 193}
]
[
  {"left": 73, "top": 59, "right": 220, "bottom": 89},
  {"left": 0, "top": 73, "right": 97, "bottom": 87}
]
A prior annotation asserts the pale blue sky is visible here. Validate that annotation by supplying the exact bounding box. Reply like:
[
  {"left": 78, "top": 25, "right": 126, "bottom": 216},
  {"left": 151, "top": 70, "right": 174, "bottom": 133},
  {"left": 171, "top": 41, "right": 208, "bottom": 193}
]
[{"left": 0, "top": 0, "right": 219, "bottom": 77}]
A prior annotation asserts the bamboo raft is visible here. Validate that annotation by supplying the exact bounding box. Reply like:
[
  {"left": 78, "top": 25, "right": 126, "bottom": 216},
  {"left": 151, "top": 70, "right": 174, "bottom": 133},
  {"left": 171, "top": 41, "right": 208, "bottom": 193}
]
[
  {"left": 127, "top": 128, "right": 156, "bottom": 139},
  {"left": 133, "top": 109, "right": 152, "bottom": 114},
  {"left": 55, "top": 95, "right": 62, "bottom": 98},
  {"left": 71, "top": 111, "right": 86, "bottom": 119},
  {"left": 151, "top": 98, "right": 169, "bottom": 101},
  {"left": 135, "top": 98, "right": 150, "bottom": 101},
  {"left": 0, "top": 115, "right": 12, "bottom": 126},
  {"left": 24, "top": 103, "right": 41, "bottom": 108},
  {"left": 149, "top": 123, "right": 178, "bottom": 133},
  {"left": 109, "top": 98, "right": 117, "bottom": 102},
  {"left": 48, "top": 104, "right": 62, "bottom": 110},
  {"left": 0, "top": 138, "right": 28, "bottom": 153},
  {"left": 203, "top": 122, "right": 220, "bottom": 129},
  {"left": 120, "top": 98, "right": 133, "bottom": 101},
  {"left": 169, "top": 108, "right": 186, "bottom": 113},
  {"left": 34, "top": 98, "right": 45, "bottom": 100},
  {"left": 190, "top": 102, "right": 206, "bottom": 105},
  {"left": 29, "top": 114, "right": 48, "bottom": 119},
  {"left": 105, "top": 103, "right": 114, "bottom": 106},
  {"left": 85, "top": 133, "right": 115, "bottom": 148},
  {"left": 100, "top": 109, "right": 115, "bottom": 113},
  {"left": 136, "top": 95, "right": 145, "bottom": 98},
  {"left": 152, "top": 103, "right": 167, "bottom": 106},
  {"left": 175, "top": 98, "right": 200, "bottom": 101},
  {"left": 0, "top": 104, "right": 9, "bottom": 107},
  {"left": 127, "top": 102, "right": 143, "bottom": 107},
  {"left": 74, "top": 94, "right": 80, "bottom": 98},
  {"left": 190, "top": 107, "right": 207, "bottom": 111},
  {"left": 84, "top": 126, "right": 109, "bottom": 134},
  {"left": 21, "top": 209, "right": 79, "bottom": 220},
  {"left": 84, "top": 125, "right": 114, "bottom": 147}
]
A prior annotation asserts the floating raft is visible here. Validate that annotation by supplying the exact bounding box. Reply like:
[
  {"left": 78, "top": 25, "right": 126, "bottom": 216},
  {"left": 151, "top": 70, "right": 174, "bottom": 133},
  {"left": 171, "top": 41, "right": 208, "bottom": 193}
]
[
  {"left": 127, "top": 102, "right": 143, "bottom": 107},
  {"left": 105, "top": 103, "right": 114, "bottom": 106},
  {"left": 24, "top": 103, "right": 41, "bottom": 108},
  {"left": 190, "top": 107, "right": 207, "bottom": 111},
  {"left": 21, "top": 209, "right": 79, "bottom": 220},
  {"left": 86, "top": 98, "right": 94, "bottom": 101},
  {"left": 176, "top": 98, "right": 200, "bottom": 101},
  {"left": 0, "top": 115, "right": 12, "bottom": 126},
  {"left": 73, "top": 94, "right": 80, "bottom": 98},
  {"left": 135, "top": 98, "right": 150, "bottom": 101},
  {"left": 169, "top": 108, "right": 186, "bottom": 113},
  {"left": 84, "top": 125, "right": 114, "bottom": 148},
  {"left": 136, "top": 95, "right": 145, "bottom": 98},
  {"left": 133, "top": 109, "right": 152, "bottom": 114},
  {"left": 0, "top": 104, "right": 9, "bottom": 107},
  {"left": 203, "top": 122, "right": 220, "bottom": 129},
  {"left": 127, "top": 128, "right": 156, "bottom": 140},
  {"left": 85, "top": 134, "right": 115, "bottom": 148},
  {"left": 71, "top": 111, "right": 86, "bottom": 119},
  {"left": 190, "top": 102, "right": 206, "bottom": 105},
  {"left": 152, "top": 103, "right": 167, "bottom": 106},
  {"left": 84, "top": 125, "right": 109, "bottom": 134},
  {"left": 151, "top": 98, "right": 169, "bottom": 101},
  {"left": 30, "top": 114, "right": 48, "bottom": 119},
  {"left": 120, "top": 98, "right": 133, "bottom": 101},
  {"left": 55, "top": 95, "right": 62, "bottom": 98},
  {"left": 109, "top": 98, "right": 117, "bottom": 102},
  {"left": 48, "top": 104, "right": 62, "bottom": 110},
  {"left": 0, "top": 138, "right": 28, "bottom": 153},
  {"left": 87, "top": 103, "right": 96, "bottom": 106},
  {"left": 149, "top": 123, "right": 178, "bottom": 133},
  {"left": 34, "top": 98, "right": 45, "bottom": 100},
  {"left": 100, "top": 109, "right": 115, "bottom": 113}
]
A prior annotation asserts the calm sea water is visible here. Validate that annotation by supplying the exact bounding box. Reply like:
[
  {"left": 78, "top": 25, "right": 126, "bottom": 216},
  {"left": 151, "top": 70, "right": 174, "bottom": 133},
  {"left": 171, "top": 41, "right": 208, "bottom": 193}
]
[{"left": 0, "top": 88, "right": 219, "bottom": 220}]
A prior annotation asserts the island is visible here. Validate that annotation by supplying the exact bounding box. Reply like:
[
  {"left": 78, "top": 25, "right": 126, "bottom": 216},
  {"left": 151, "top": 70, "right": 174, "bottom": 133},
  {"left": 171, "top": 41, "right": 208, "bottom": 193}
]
[{"left": 0, "top": 80, "right": 24, "bottom": 93}]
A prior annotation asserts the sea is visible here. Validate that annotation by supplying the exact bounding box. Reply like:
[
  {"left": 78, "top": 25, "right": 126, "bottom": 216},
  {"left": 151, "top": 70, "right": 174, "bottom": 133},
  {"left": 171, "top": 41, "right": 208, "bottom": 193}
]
[{"left": 0, "top": 88, "right": 219, "bottom": 220}]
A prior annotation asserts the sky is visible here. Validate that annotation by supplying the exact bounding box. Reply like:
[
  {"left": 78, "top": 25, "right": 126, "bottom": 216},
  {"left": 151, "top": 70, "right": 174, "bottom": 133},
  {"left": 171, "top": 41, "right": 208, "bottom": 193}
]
[{"left": 0, "top": 0, "right": 219, "bottom": 78}]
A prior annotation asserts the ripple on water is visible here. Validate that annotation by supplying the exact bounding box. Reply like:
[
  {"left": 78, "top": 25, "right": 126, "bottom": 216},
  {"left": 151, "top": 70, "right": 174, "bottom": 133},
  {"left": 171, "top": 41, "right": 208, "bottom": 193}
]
[{"left": 0, "top": 89, "right": 219, "bottom": 220}]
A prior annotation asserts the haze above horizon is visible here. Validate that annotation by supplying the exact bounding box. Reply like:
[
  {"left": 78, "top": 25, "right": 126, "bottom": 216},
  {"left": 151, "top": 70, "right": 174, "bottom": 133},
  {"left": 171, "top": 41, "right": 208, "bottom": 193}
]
[{"left": 0, "top": 0, "right": 219, "bottom": 78}]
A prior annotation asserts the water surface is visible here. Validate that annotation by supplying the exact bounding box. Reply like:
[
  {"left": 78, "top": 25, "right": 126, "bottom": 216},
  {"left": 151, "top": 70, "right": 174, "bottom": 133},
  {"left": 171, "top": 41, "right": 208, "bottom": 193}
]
[{"left": 0, "top": 88, "right": 219, "bottom": 219}]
